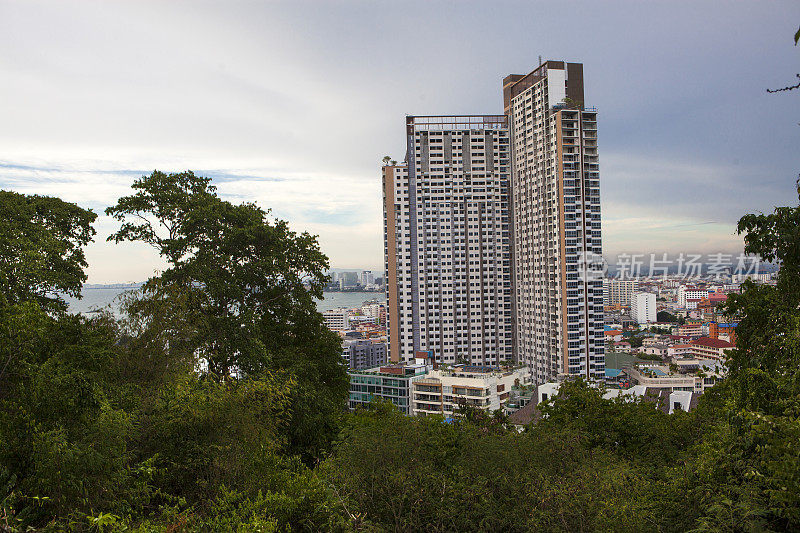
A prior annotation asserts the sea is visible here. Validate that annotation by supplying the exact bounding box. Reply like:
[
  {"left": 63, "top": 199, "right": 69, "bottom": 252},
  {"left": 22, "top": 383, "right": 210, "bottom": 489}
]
[{"left": 64, "top": 287, "right": 385, "bottom": 315}]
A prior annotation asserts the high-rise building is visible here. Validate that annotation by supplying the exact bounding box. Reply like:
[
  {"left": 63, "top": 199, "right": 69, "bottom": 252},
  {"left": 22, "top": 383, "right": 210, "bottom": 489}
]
[
  {"left": 382, "top": 115, "right": 514, "bottom": 365},
  {"left": 361, "top": 270, "right": 375, "bottom": 286},
  {"left": 503, "top": 61, "right": 605, "bottom": 383},
  {"left": 631, "top": 292, "right": 657, "bottom": 324}
]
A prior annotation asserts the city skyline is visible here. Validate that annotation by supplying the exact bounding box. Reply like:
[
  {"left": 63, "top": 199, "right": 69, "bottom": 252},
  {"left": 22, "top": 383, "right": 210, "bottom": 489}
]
[{"left": 1, "top": 1, "right": 799, "bottom": 283}]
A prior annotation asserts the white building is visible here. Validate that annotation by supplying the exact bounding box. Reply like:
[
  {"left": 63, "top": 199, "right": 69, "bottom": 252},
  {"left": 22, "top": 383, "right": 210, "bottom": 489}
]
[
  {"left": 412, "top": 365, "right": 530, "bottom": 416},
  {"left": 630, "top": 292, "right": 657, "bottom": 324},
  {"left": 382, "top": 115, "right": 513, "bottom": 365},
  {"left": 360, "top": 270, "right": 375, "bottom": 286},
  {"left": 322, "top": 307, "right": 349, "bottom": 331},
  {"left": 732, "top": 272, "right": 772, "bottom": 283},
  {"left": 677, "top": 286, "right": 708, "bottom": 308},
  {"left": 504, "top": 61, "right": 605, "bottom": 384}
]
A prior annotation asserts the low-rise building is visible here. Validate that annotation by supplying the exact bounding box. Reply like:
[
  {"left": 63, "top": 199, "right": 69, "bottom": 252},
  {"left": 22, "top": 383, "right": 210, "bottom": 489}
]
[
  {"left": 642, "top": 344, "right": 668, "bottom": 358},
  {"left": 624, "top": 365, "right": 717, "bottom": 393},
  {"left": 412, "top": 365, "right": 530, "bottom": 416},
  {"left": 613, "top": 341, "right": 632, "bottom": 353},
  {"left": 675, "top": 323, "right": 703, "bottom": 338},
  {"left": 323, "top": 307, "right": 350, "bottom": 331},
  {"left": 689, "top": 336, "right": 735, "bottom": 361},
  {"left": 348, "top": 363, "right": 429, "bottom": 414},
  {"left": 535, "top": 381, "right": 700, "bottom": 414},
  {"left": 667, "top": 344, "right": 693, "bottom": 358}
]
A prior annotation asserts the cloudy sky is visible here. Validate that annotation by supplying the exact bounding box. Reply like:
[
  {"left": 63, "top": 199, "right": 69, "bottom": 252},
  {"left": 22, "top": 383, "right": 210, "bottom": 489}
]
[{"left": 1, "top": 1, "right": 798, "bottom": 283}]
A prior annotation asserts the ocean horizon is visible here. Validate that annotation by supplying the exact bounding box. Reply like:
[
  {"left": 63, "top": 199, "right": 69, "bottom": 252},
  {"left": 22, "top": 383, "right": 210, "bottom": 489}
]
[{"left": 64, "top": 286, "right": 385, "bottom": 315}]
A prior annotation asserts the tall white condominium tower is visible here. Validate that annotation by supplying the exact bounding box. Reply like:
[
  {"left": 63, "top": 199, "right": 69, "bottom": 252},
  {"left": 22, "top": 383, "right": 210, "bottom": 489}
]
[
  {"left": 503, "top": 61, "right": 605, "bottom": 384},
  {"left": 382, "top": 115, "right": 514, "bottom": 365}
]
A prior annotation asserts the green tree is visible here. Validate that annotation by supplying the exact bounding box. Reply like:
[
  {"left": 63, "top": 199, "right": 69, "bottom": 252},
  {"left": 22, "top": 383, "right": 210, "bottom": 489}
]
[
  {"left": 690, "top": 182, "right": 800, "bottom": 530},
  {"left": 106, "top": 171, "right": 348, "bottom": 460},
  {"left": 0, "top": 191, "right": 96, "bottom": 313},
  {"left": 657, "top": 310, "right": 677, "bottom": 323}
]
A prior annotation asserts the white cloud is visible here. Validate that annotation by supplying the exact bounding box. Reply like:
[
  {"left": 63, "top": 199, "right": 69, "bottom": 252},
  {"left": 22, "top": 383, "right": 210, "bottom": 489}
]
[{"left": 1, "top": 0, "right": 796, "bottom": 282}]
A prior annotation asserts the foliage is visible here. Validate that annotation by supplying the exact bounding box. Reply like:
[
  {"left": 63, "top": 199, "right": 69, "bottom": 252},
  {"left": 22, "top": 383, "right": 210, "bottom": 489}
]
[
  {"left": 694, "top": 184, "right": 800, "bottom": 530},
  {"left": 656, "top": 310, "right": 676, "bottom": 323},
  {"left": 106, "top": 170, "right": 349, "bottom": 461},
  {"left": 0, "top": 190, "right": 96, "bottom": 312}
]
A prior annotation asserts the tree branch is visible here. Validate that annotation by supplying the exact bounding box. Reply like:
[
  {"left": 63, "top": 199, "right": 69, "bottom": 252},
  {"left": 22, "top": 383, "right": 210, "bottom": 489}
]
[{"left": 767, "top": 74, "right": 800, "bottom": 93}]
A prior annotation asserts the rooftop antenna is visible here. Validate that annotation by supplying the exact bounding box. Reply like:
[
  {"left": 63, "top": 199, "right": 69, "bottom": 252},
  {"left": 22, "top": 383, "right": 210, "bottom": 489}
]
[{"left": 538, "top": 55, "right": 542, "bottom": 66}]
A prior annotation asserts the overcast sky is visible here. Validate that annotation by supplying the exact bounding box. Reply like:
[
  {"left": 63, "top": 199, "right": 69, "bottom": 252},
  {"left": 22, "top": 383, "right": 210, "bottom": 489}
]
[{"left": 1, "top": 1, "right": 798, "bottom": 283}]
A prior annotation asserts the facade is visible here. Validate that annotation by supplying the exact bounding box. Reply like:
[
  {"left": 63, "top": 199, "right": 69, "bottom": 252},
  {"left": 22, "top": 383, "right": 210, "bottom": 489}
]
[
  {"left": 344, "top": 339, "right": 388, "bottom": 370},
  {"left": 382, "top": 115, "right": 514, "bottom": 365},
  {"left": 348, "top": 363, "right": 429, "bottom": 415},
  {"left": 631, "top": 292, "right": 657, "bottom": 324},
  {"left": 603, "top": 279, "right": 639, "bottom": 307},
  {"left": 676, "top": 323, "right": 703, "bottom": 338},
  {"left": 503, "top": 61, "right": 605, "bottom": 384},
  {"left": 322, "top": 308, "right": 349, "bottom": 331},
  {"left": 411, "top": 365, "right": 530, "bottom": 416}
]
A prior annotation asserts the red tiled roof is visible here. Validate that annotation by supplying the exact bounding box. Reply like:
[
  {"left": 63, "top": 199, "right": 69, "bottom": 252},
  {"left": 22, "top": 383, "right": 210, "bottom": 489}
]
[{"left": 691, "top": 336, "right": 735, "bottom": 349}]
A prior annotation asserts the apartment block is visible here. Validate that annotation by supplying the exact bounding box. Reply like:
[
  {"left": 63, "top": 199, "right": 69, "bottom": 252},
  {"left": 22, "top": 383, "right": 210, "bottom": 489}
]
[
  {"left": 503, "top": 61, "right": 605, "bottom": 383},
  {"left": 631, "top": 292, "right": 657, "bottom": 324},
  {"left": 343, "top": 339, "right": 388, "bottom": 370},
  {"left": 603, "top": 279, "right": 639, "bottom": 307},
  {"left": 677, "top": 286, "right": 709, "bottom": 308},
  {"left": 382, "top": 115, "right": 514, "bottom": 365}
]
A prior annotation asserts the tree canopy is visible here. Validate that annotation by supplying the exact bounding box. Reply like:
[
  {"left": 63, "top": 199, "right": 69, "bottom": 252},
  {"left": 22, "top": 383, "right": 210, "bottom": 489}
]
[{"left": 0, "top": 190, "right": 96, "bottom": 312}]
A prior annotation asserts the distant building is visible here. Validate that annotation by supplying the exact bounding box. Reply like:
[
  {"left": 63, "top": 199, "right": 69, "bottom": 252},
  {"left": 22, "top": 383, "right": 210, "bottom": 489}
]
[
  {"left": 338, "top": 271, "right": 359, "bottom": 287},
  {"left": 360, "top": 303, "right": 384, "bottom": 324},
  {"left": 732, "top": 272, "right": 771, "bottom": 283},
  {"left": 344, "top": 339, "right": 388, "bottom": 370},
  {"left": 630, "top": 292, "right": 657, "bottom": 324},
  {"left": 603, "top": 279, "right": 639, "bottom": 307},
  {"left": 667, "top": 344, "right": 693, "bottom": 358},
  {"left": 322, "top": 308, "right": 349, "bottom": 331},
  {"left": 675, "top": 323, "right": 703, "bottom": 338},
  {"left": 677, "top": 286, "right": 708, "bottom": 308},
  {"left": 360, "top": 270, "right": 375, "bottom": 286}
]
